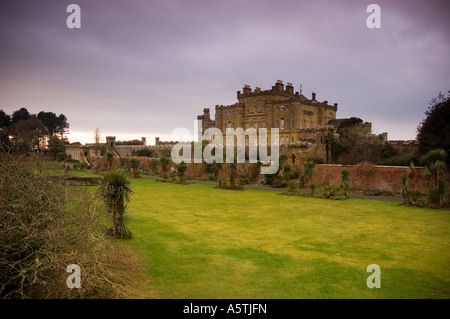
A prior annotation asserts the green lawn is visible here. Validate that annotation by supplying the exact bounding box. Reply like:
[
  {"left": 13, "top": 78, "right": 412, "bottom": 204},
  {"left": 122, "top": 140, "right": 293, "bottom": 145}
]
[{"left": 121, "top": 178, "right": 450, "bottom": 298}]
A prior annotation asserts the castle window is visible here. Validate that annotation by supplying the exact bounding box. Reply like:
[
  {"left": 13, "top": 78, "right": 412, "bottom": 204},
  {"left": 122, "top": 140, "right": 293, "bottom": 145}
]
[
  {"left": 232, "top": 123, "right": 235, "bottom": 129},
  {"left": 280, "top": 118, "right": 285, "bottom": 130},
  {"left": 232, "top": 110, "right": 235, "bottom": 115},
  {"left": 286, "top": 106, "right": 289, "bottom": 111},
  {"left": 299, "top": 105, "right": 302, "bottom": 111},
  {"left": 286, "top": 120, "right": 289, "bottom": 130},
  {"left": 276, "top": 120, "right": 279, "bottom": 128},
  {"left": 254, "top": 106, "right": 258, "bottom": 113},
  {"left": 280, "top": 105, "right": 284, "bottom": 111},
  {"left": 254, "top": 122, "right": 258, "bottom": 129},
  {"left": 246, "top": 108, "right": 249, "bottom": 114},
  {"left": 276, "top": 106, "right": 279, "bottom": 111},
  {"left": 281, "top": 136, "right": 284, "bottom": 144},
  {"left": 329, "top": 112, "right": 333, "bottom": 117},
  {"left": 263, "top": 106, "right": 266, "bottom": 112},
  {"left": 229, "top": 111, "right": 231, "bottom": 116}
]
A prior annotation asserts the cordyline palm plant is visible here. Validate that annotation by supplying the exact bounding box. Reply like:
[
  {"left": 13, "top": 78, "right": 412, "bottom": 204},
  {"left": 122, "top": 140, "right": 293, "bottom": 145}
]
[
  {"left": 421, "top": 149, "right": 447, "bottom": 187},
  {"left": 281, "top": 163, "right": 294, "bottom": 183},
  {"left": 97, "top": 170, "right": 133, "bottom": 239}
]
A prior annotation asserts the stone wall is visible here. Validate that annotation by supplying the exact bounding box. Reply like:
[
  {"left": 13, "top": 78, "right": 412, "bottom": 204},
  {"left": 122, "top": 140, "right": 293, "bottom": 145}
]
[{"left": 310, "top": 163, "right": 448, "bottom": 193}]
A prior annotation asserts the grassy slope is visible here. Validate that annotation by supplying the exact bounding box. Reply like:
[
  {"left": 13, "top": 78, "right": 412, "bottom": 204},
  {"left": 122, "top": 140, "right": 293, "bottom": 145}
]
[{"left": 121, "top": 178, "right": 450, "bottom": 299}]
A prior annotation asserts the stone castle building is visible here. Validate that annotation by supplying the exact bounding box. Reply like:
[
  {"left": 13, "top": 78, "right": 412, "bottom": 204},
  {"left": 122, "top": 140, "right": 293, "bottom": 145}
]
[{"left": 197, "top": 80, "right": 340, "bottom": 163}]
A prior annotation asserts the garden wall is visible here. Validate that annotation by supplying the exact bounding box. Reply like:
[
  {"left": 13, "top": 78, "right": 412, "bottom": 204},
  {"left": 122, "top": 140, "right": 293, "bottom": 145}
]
[{"left": 310, "top": 163, "right": 446, "bottom": 194}]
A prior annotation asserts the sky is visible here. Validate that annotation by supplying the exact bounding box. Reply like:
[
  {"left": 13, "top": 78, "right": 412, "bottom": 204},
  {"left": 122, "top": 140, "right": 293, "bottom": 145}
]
[{"left": 1, "top": 0, "right": 449, "bottom": 145}]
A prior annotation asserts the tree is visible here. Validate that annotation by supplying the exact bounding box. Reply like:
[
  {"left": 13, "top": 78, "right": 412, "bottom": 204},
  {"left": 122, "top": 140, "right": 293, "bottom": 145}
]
[
  {"left": 97, "top": 170, "right": 133, "bottom": 239},
  {"left": 132, "top": 148, "right": 154, "bottom": 157},
  {"left": 0, "top": 110, "right": 11, "bottom": 148},
  {"left": 300, "top": 160, "right": 316, "bottom": 187},
  {"left": 340, "top": 168, "right": 351, "bottom": 198},
  {"left": 11, "top": 107, "right": 31, "bottom": 124},
  {"left": 160, "top": 156, "right": 171, "bottom": 177},
  {"left": 281, "top": 163, "right": 294, "bottom": 183},
  {"left": 106, "top": 152, "right": 114, "bottom": 169},
  {"left": 129, "top": 158, "right": 140, "bottom": 177},
  {"left": 228, "top": 158, "right": 237, "bottom": 189},
  {"left": 37, "top": 111, "right": 59, "bottom": 135},
  {"left": 56, "top": 114, "right": 69, "bottom": 138},
  {"left": 176, "top": 161, "right": 188, "bottom": 183},
  {"left": 47, "top": 135, "right": 66, "bottom": 159},
  {"left": 379, "top": 143, "right": 399, "bottom": 159},
  {"left": 420, "top": 149, "right": 447, "bottom": 187},
  {"left": 10, "top": 117, "right": 46, "bottom": 153},
  {"left": 337, "top": 124, "right": 383, "bottom": 164},
  {"left": 417, "top": 91, "right": 450, "bottom": 164},
  {"left": 94, "top": 127, "right": 101, "bottom": 144}
]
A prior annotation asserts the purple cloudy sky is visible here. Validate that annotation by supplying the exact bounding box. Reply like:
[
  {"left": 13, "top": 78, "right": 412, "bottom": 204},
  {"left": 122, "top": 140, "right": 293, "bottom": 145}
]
[{"left": 1, "top": 0, "right": 449, "bottom": 144}]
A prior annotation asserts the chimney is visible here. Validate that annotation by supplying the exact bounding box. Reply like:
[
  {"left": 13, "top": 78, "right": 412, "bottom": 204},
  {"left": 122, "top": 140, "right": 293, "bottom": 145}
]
[
  {"left": 155, "top": 137, "right": 160, "bottom": 145},
  {"left": 334, "top": 103, "right": 338, "bottom": 107},
  {"left": 243, "top": 84, "right": 252, "bottom": 94},
  {"left": 141, "top": 137, "right": 146, "bottom": 145},
  {"left": 275, "top": 80, "right": 284, "bottom": 91},
  {"left": 286, "top": 82, "right": 294, "bottom": 94},
  {"left": 312, "top": 92, "right": 316, "bottom": 101}
]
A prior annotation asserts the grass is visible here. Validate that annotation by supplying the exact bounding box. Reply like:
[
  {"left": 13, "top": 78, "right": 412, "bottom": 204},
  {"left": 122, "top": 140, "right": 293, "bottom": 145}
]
[{"left": 119, "top": 178, "right": 450, "bottom": 299}]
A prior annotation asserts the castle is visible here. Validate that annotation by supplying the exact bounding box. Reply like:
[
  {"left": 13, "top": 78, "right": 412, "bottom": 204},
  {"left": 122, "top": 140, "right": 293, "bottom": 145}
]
[{"left": 197, "top": 80, "right": 341, "bottom": 163}]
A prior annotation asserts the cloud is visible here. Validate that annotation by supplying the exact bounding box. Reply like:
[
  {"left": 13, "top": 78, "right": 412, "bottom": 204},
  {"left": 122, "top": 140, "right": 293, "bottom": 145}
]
[{"left": 1, "top": 0, "right": 449, "bottom": 142}]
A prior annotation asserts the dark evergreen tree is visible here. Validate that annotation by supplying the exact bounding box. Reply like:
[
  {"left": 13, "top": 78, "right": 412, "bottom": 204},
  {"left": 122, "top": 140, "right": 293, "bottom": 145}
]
[{"left": 417, "top": 91, "right": 450, "bottom": 164}]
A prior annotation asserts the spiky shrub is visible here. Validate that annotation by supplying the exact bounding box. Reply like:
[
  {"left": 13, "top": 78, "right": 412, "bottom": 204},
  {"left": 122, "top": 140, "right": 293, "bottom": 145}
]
[
  {"left": 309, "top": 182, "right": 317, "bottom": 196},
  {"left": 340, "top": 168, "right": 351, "bottom": 198},
  {"left": 400, "top": 173, "right": 409, "bottom": 204},
  {"left": 159, "top": 156, "right": 171, "bottom": 178},
  {"left": 323, "top": 185, "right": 338, "bottom": 199},
  {"left": 129, "top": 158, "right": 140, "bottom": 177},
  {"left": 300, "top": 161, "right": 316, "bottom": 187},
  {"left": 420, "top": 149, "right": 447, "bottom": 187},
  {"left": 281, "top": 163, "right": 294, "bottom": 183},
  {"left": 97, "top": 170, "right": 133, "bottom": 239},
  {"left": 106, "top": 152, "right": 114, "bottom": 169},
  {"left": 287, "top": 181, "right": 298, "bottom": 193},
  {"left": 176, "top": 160, "right": 188, "bottom": 183},
  {"left": 427, "top": 180, "right": 447, "bottom": 208}
]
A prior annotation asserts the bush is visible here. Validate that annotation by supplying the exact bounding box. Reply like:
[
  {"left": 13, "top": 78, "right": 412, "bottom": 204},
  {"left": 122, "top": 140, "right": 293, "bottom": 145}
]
[
  {"left": 309, "top": 183, "right": 317, "bottom": 196},
  {"left": 427, "top": 180, "right": 447, "bottom": 208},
  {"left": 0, "top": 156, "right": 143, "bottom": 298},
  {"left": 379, "top": 190, "right": 395, "bottom": 197},
  {"left": 239, "top": 177, "right": 250, "bottom": 185},
  {"left": 287, "top": 181, "right": 298, "bottom": 193},
  {"left": 73, "top": 162, "right": 89, "bottom": 170},
  {"left": 323, "top": 185, "right": 339, "bottom": 199},
  {"left": 307, "top": 157, "right": 324, "bottom": 164}
]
